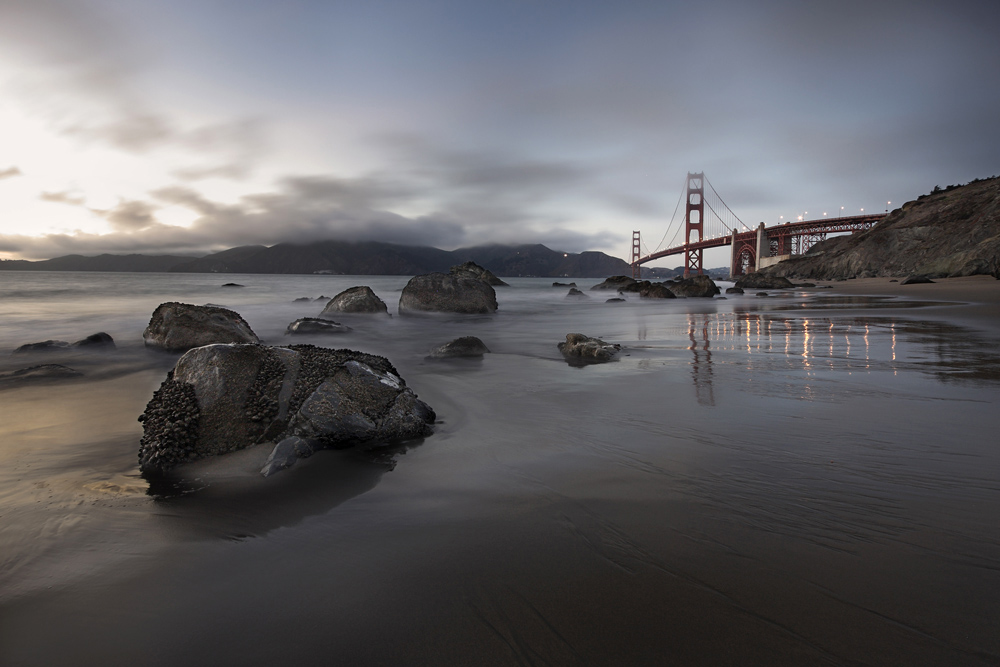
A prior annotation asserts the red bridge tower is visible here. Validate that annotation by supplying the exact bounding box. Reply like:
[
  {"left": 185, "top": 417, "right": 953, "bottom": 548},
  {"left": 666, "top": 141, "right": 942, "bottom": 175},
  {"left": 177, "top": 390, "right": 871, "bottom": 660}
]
[{"left": 683, "top": 172, "right": 705, "bottom": 277}]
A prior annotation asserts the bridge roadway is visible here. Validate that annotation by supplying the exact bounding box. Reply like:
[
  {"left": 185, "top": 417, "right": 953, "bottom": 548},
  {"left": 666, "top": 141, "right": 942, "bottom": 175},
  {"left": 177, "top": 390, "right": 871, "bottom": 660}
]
[{"left": 634, "top": 213, "right": 885, "bottom": 270}]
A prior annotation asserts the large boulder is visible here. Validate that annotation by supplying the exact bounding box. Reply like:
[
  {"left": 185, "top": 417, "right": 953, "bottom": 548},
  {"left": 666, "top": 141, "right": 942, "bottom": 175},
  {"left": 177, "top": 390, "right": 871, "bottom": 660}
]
[
  {"left": 451, "top": 261, "right": 508, "bottom": 286},
  {"left": 734, "top": 273, "right": 794, "bottom": 290},
  {"left": 143, "top": 303, "right": 260, "bottom": 352},
  {"left": 428, "top": 336, "right": 490, "bottom": 359},
  {"left": 591, "top": 276, "right": 637, "bottom": 291},
  {"left": 0, "top": 364, "right": 82, "bottom": 386},
  {"left": 137, "top": 344, "right": 435, "bottom": 476},
  {"left": 639, "top": 283, "right": 676, "bottom": 299},
  {"left": 398, "top": 273, "right": 498, "bottom": 315},
  {"left": 667, "top": 275, "right": 721, "bottom": 297},
  {"left": 320, "top": 286, "right": 388, "bottom": 314},
  {"left": 557, "top": 333, "right": 621, "bottom": 363}
]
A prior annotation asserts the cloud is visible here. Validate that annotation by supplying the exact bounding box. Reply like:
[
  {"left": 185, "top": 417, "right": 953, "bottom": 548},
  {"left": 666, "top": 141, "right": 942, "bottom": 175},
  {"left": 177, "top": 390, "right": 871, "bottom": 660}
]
[
  {"left": 0, "top": 166, "right": 22, "bottom": 180},
  {"left": 92, "top": 199, "right": 163, "bottom": 232},
  {"left": 39, "top": 190, "right": 86, "bottom": 205}
]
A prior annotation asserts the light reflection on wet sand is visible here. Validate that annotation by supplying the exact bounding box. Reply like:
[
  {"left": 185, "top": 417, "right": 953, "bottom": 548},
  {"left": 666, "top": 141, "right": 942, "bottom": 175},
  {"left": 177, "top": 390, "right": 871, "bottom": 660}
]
[{"left": 0, "top": 275, "right": 999, "bottom": 665}]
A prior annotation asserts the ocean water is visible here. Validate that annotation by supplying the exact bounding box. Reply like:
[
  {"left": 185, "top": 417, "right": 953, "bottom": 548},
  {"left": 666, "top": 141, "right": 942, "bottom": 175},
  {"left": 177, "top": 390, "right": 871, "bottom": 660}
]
[{"left": 1, "top": 272, "right": 998, "bottom": 666}]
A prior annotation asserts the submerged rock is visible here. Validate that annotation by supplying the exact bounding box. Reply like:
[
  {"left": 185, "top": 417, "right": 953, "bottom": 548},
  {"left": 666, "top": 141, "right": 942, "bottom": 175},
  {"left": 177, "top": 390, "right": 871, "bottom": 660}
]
[
  {"left": 557, "top": 333, "right": 621, "bottom": 363},
  {"left": 12, "top": 340, "right": 71, "bottom": 354},
  {"left": 137, "top": 344, "right": 435, "bottom": 476},
  {"left": 725, "top": 287, "right": 745, "bottom": 294},
  {"left": 566, "top": 288, "right": 588, "bottom": 298},
  {"left": 143, "top": 302, "right": 260, "bottom": 352},
  {"left": 73, "top": 332, "right": 116, "bottom": 349},
  {"left": 398, "top": 272, "right": 498, "bottom": 315},
  {"left": 606, "top": 297, "right": 626, "bottom": 303},
  {"left": 321, "top": 286, "right": 388, "bottom": 314},
  {"left": 450, "top": 261, "right": 508, "bottom": 287},
  {"left": 667, "top": 275, "right": 721, "bottom": 297},
  {"left": 0, "top": 364, "right": 82, "bottom": 386},
  {"left": 286, "top": 318, "right": 352, "bottom": 335},
  {"left": 428, "top": 336, "right": 490, "bottom": 358},
  {"left": 639, "top": 283, "right": 676, "bottom": 299},
  {"left": 901, "top": 275, "right": 936, "bottom": 285},
  {"left": 591, "top": 276, "right": 637, "bottom": 291},
  {"left": 221, "top": 283, "right": 244, "bottom": 287},
  {"left": 553, "top": 282, "right": 577, "bottom": 287},
  {"left": 734, "top": 273, "right": 795, "bottom": 290}
]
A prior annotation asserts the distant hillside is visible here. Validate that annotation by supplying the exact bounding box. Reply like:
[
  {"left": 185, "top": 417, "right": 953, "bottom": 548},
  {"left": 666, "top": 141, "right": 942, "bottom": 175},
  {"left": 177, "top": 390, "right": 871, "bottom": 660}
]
[
  {"left": 169, "top": 241, "right": 630, "bottom": 278},
  {"left": 762, "top": 176, "right": 1000, "bottom": 279},
  {"left": 0, "top": 242, "right": 632, "bottom": 278},
  {"left": 0, "top": 253, "right": 197, "bottom": 272}
]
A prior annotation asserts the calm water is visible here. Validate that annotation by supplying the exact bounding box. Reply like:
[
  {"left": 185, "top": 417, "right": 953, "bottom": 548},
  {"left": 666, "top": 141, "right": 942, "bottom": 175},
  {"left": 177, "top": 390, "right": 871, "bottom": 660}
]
[{"left": 1, "top": 272, "right": 998, "bottom": 666}]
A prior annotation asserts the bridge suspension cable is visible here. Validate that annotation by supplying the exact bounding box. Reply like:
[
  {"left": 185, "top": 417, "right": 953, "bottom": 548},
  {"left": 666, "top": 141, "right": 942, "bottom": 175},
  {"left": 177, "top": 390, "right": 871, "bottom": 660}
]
[
  {"left": 703, "top": 176, "right": 747, "bottom": 236},
  {"left": 651, "top": 175, "right": 688, "bottom": 254}
]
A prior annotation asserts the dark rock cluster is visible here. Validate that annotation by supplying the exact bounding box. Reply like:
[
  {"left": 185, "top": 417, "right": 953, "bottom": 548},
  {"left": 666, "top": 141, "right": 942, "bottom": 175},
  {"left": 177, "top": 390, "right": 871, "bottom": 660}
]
[
  {"left": 13, "top": 332, "right": 116, "bottom": 354},
  {"left": 286, "top": 318, "right": 352, "bottom": 334},
  {"left": 734, "top": 273, "right": 794, "bottom": 290}
]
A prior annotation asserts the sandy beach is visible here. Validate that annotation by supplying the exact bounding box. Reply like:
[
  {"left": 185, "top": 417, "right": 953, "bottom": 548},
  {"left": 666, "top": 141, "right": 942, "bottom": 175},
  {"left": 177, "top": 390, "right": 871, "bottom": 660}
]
[{"left": 1, "top": 272, "right": 998, "bottom": 666}]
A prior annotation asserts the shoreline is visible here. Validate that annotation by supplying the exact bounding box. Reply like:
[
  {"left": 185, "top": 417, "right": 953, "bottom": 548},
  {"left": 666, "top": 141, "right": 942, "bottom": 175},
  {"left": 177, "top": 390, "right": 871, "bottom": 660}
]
[{"left": 797, "top": 275, "right": 1000, "bottom": 333}]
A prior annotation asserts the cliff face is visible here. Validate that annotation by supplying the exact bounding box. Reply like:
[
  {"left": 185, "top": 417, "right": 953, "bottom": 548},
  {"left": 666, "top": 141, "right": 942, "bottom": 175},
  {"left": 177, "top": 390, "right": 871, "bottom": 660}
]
[{"left": 763, "top": 177, "right": 1000, "bottom": 279}]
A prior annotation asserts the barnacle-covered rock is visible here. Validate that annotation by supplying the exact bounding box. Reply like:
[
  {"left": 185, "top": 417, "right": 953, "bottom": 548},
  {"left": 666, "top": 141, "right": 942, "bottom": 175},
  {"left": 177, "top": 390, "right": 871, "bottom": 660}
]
[{"left": 137, "top": 344, "right": 435, "bottom": 477}]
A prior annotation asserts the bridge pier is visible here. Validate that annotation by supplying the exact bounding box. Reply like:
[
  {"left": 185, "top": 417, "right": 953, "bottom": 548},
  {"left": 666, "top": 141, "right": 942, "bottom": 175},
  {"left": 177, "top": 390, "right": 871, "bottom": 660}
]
[{"left": 755, "top": 222, "right": 768, "bottom": 268}]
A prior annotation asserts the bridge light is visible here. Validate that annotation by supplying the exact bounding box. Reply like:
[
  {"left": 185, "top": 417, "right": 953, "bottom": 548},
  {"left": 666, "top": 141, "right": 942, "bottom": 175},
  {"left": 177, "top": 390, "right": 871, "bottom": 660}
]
[{"left": 841, "top": 206, "right": 844, "bottom": 216}]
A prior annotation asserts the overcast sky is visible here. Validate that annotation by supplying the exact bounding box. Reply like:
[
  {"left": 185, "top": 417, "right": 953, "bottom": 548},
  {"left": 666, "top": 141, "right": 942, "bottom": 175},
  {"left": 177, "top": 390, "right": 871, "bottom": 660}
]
[{"left": 0, "top": 0, "right": 997, "bottom": 265}]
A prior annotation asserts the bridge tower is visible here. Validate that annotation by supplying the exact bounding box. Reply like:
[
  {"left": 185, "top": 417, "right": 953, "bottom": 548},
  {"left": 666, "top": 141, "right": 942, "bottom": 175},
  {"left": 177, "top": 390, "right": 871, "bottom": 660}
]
[
  {"left": 631, "top": 231, "right": 641, "bottom": 279},
  {"left": 683, "top": 172, "right": 705, "bottom": 277}
]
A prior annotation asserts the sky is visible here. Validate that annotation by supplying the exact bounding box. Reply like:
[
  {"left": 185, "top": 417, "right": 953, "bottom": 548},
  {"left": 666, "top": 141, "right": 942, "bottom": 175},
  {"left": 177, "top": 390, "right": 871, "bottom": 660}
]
[{"left": 0, "top": 0, "right": 997, "bottom": 266}]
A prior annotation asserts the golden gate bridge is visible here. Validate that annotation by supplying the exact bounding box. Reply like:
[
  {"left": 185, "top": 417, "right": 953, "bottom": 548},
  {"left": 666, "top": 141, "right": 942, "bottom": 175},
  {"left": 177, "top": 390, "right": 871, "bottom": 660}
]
[{"left": 630, "top": 172, "right": 884, "bottom": 279}]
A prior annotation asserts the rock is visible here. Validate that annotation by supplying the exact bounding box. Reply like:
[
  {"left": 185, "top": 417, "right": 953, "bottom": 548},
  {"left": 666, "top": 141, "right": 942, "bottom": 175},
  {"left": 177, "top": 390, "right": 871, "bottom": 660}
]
[
  {"left": 0, "top": 364, "right": 82, "bottom": 386},
  {"left": 667, "top": 275, "right": 721, "bottom": 297},
  {"left": 889, "top": 279, "right": 899, "bottom": 282},
  {"left": 618, "top": 280, "right": 650, "bottom": 293},
  {"left": 566, "top": 288, "right": 588, "bottom": 298},
  {"left": 606, "top": 297, "right": 626, "bottom": 303},
  {"left": 286, "top": 318, "right": 352, "bottom": 335},
  {"left": 315, "top": 295, "right": 328, "bottom": 301},
  {"left": 321, "top": 286, "right": 388, "bottom": 314},
  {"left": 552, "top": 282, "right": 577, "bottom": 287},
  {"left": 261, "top": 436, "right": 317, "bottom": 477},
  {"left": 639, "top": 283, "right": 676, "bottom": 299},
  {"left": 591, "top": 276, "right": 637, "bottom": 291},
  {"left": 72, "top": 332, "right": 116, "bottom": 349},
  {"left": 294, "top": 297, "right": 311, "bottom": 302},
  {"left": 12, "top": 340, "right": 71, "bottom": 354},
  {"left": 428, "top": 336, "right": 490, "bottom": 358},
  {"left": 725, "top": 287, "right": 744, "bottom": 294},
  {"left": 734, "top": 273, "right": 794, "bottom": 290},
  {"left": 757, "top": 292, "right": 769, "bottom": 297},
  {"left": 450, "top": 261, "right": 508, "bottom": 287},
  {"left": 901, "top": 275, "right": 936, "bottom": 284},
  {"left": 557, "top": 333, "right": 621, "bottom": 363},
  {"left": 398, "top": 273, "right": 498, "bottom": 315},
  {"left": 137, "top": 344, "right": 435, "bottom": 476},
  {"left": 221, "top": 283, "right": 244, "bottom": 287},
  {"left": 142, "top": 302, "right": 261, "bottom": 352}
]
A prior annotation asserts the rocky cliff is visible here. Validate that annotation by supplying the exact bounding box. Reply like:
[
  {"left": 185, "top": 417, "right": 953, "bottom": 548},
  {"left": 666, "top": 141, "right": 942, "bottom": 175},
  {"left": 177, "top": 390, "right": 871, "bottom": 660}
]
[{"left": 762, "top": 176, "right": 1000, "bottom": 279}]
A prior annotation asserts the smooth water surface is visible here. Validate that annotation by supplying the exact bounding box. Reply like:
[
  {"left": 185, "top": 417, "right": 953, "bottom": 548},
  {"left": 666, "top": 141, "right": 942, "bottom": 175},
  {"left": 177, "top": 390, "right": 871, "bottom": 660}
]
[{"left": 0, "top": 272, "right": 998, "bottom": 666}]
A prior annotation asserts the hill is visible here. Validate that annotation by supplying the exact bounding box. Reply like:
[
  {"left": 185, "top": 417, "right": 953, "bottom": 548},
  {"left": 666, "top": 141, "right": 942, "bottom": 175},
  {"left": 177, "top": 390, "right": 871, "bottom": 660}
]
[
  {"left": 0, "top": 253, "right": 197, "bottom": 272},
  {"left": 762, "top": 176, "right": 1000, "bottom": 279},
  {"left": 0, "top": 242, "right": 632, "bottom": 278}
]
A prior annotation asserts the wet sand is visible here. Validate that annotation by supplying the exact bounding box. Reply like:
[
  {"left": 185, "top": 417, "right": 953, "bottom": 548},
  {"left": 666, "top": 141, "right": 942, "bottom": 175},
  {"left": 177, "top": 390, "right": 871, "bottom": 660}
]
[{"left": 1, "top": 273, "right": 999, "bottom": 666}]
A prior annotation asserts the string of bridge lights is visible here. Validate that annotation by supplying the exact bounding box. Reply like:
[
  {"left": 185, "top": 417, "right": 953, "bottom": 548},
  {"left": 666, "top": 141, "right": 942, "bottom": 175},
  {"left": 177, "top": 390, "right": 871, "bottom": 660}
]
[{"left": 777, "top": 201, "right": 893, "bottom": 224}]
